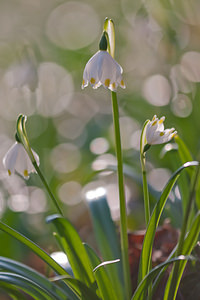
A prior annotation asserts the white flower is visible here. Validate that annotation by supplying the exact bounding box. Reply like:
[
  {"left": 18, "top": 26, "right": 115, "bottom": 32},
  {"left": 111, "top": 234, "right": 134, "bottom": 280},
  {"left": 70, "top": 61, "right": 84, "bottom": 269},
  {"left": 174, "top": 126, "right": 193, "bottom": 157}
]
[
  {"left": 82, "top": 50, "right": 125, "bottom": 91},
  {"left": 146, "top": 115, "right": 177, "bottom": 145},
  {"left": 3, "top": 142, "right": 39, "bottom": 179}
]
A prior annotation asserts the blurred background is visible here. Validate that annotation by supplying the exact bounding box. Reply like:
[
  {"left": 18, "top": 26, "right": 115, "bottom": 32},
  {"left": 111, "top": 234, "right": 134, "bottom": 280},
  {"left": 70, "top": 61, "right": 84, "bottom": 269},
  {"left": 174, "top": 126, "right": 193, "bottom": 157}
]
[{"left": 0, "top": 0, "right": 200, "bottom": 286}]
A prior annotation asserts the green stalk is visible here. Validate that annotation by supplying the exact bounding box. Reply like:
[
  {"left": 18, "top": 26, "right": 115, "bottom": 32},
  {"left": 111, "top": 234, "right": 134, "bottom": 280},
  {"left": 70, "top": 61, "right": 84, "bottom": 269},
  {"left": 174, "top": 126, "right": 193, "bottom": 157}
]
[
  {"left": 165, "top": 163, "right": 200, "bottom": 300},
  {"left": 140, "top": 121, "right": 150, "bottom": 226},
  {"left": 33, "top": 162, "right": 64, "bottom": 216},
  {"left": 141, "top": 160, "right": 150, "bottom": 226},
  {"left": 111, "top": 91, "right": 131, "bottom": 299}
]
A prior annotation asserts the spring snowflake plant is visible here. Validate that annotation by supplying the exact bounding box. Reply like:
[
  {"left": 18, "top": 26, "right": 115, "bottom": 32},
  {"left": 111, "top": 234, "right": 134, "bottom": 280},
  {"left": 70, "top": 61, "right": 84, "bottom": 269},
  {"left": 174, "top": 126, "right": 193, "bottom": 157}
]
[{"left": 0, "top": 18, "right": 199, "bottom": 300}]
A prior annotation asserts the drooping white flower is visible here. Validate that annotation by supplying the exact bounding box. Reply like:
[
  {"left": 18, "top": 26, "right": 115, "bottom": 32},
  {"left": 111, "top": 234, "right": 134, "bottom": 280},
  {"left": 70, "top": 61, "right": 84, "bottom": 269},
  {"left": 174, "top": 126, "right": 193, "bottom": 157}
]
[
  {"left": 3, "top": 142, "right": 39, "bottom": 179},
  {"left": 146, "top": 115, "right": 177, "bottom": 145},
  {"left": 82, "top": 50, "right": 125, "bottom": 91}
]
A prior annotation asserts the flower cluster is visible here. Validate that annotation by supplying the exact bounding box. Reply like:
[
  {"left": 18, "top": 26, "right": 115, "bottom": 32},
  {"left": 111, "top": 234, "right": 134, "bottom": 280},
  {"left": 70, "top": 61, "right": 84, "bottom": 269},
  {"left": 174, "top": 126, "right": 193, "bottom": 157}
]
[{"left": 145, "top": 115, "right": 177, "bottom": 146}]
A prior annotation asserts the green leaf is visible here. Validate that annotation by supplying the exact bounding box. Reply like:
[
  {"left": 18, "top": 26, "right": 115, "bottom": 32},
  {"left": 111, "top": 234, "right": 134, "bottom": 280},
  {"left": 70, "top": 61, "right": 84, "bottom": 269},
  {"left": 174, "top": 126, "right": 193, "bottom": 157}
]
[
  {"left": 174, "top": 135, "right": 196, "bottom": 215},
  {"left": 84, "top": 244, "right": 119, "bottom": 300},
  {"left": 0, "top": 221, "right": 98, "bottom": 300},
  {"left": 0, "top": 256, "right": 70, "bottom": 300},
  {"left": 0, "top": 281, "right": 27, "bottom": 300},
  {"left": 0, "top": 272, "right": 54, "bottom": 300},
  {"left": 152, "top": 210, "right": 200, "bottom": 297},
  {"left": 87, "top": 193, "right": 124, "bottom": 299},
  {"left": 175, "top": 135, "right": 193, "bottom": 164},
  {"left": 131, "top": 256, "right": 196, "bottom": 300},
  {"left": 46, "top": 215, "right": 95, "bottom": 289},
  {"left": 138, "top": 161, "right": 199, "bottom": 283},
  {"left": 93, "top": 259, "right": 120, "bottom": 272},
  {"left": 163, "top": 210, "right": 200, "bottom": 300}
]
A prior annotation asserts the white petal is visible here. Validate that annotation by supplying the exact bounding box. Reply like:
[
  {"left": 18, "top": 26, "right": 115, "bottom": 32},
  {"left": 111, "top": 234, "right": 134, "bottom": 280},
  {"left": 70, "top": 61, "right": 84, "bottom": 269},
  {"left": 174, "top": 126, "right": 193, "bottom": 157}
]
[
  {"left": 3, "top": 142, "right": 19, "bottom": 175},
  {"left": 82, "top": 50, "right": 124, "bottom": 91},
  {"left": 83, "top": 51, "right": 102, "bottom": 86},
  {"left": 14, "top": 144, "right": 38, "bottom": 179}
]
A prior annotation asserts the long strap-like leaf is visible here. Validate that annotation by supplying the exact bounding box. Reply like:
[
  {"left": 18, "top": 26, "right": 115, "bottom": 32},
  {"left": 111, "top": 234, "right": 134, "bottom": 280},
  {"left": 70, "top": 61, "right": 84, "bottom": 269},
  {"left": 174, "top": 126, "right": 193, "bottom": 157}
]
[{"left": 138, "top": 161, "right": 199, "bottom": 283}]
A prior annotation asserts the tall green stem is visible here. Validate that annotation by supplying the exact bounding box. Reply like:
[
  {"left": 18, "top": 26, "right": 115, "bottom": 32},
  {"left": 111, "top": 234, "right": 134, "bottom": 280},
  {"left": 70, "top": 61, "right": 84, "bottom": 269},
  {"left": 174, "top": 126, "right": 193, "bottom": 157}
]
[
  {"left": 111, "top": 91, "right": 131, "bottom": 299},
  {"left": 140, "top": 121, "right": 150, "bottom": 226},
  {"left": 33, "top": 162, "right": 64, "bottom": 216},
  {"left": 141, "top": 160, "right": 150, "bottom": 226}
]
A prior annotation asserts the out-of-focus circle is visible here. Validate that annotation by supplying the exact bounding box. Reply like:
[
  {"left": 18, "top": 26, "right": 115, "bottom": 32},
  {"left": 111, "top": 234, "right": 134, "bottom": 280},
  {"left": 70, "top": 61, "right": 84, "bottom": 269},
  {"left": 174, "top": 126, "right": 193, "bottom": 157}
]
[
  {"left": 171, "top": 94, "right": 192, "bottom": 118},
  {"left": 8, "top": 194, "right": 29, "bottom": 212},
  {"left": 130, "top": 130, "right": 141, "bottom": 151},
  {"left": 56, "top": 118, "right": 85, "bottom": 140},
  {"left": 180, "top": 51, "right": 200, "bottom": 82},
  {"left": 36, "top": 62, "right": 74, "bottom": 117},
  {"left": 148, "top": 168, "right": 171, "bottom": 191},
  {"left": 28, "top": 188, "right": 47, "bottom": 214},
  {"left": 58, "top": 181, "right": 82, "bottom": 205},
  {"left": 0, "top": 73, "right": 36, "bottom": 120},
  {"left": 143, "top": 74, "right": 171, "bottom": 106},
  {"left": 90, "top": 137, "right": 109, "bottom": 155},
  {"left": 170, "top": 64, "right": 192, "bottom": 98},
  {"left": 119, "top": 117, "right": 140, "bottom": 150},
  {"left": 51, "top": 251, "right": 69, "bottom": 270},
  {"left": 0, "top": 191, "right": 5, "bottom": 217},
  {"left": 50, "top": 143, "right": 81, "bottom": 174},
  {"left": 92, "top": 154, "right": 116, "bottom": 171},
  {"left": 106, "top": 183, "right": 131, "bottom": 220},
  {"left": 46, "top": 2, "right": 100, "bottom": 50},
  {"left": 171, "top": 0, "right": 200, "bottom": 26}
]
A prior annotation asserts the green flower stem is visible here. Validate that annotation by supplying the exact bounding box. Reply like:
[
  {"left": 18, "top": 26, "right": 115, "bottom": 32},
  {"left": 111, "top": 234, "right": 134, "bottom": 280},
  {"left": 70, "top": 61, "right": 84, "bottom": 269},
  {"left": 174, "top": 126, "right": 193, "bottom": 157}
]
[
  {"left": 139, "top": 121, "right": 150, "bottom": 227},
  {"left": 140, "top": 155, "right": 150, "bottom": 226},
  {"left": 111, "top": 91, "right": 131, "bottom": 299},
  {"left": 166, "top": 162, "right": 200, "bottom": 300},
  {"left": 33, "top": 161, "right": 64, "bottom": 216}
]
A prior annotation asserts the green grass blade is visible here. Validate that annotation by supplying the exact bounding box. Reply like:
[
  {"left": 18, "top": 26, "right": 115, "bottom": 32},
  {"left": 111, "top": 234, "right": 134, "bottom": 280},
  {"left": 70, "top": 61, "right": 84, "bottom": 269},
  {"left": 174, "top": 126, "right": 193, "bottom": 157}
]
[
  {"left": 163, "top": 210, "right": 200, "bottom": 300},
  {"left": 46, "top": 215, "right": 95, "bottom": 289},
  {"left": 0, "top": 256, "right": 69, "bottom": 300},
  {"left": 152, "top": 210, "right": 200, "bottom": 297},
  {"left": 87, "top": 193, "right": 124, "bottom": 299},
  {"left": 138, "top": 161, "right": 199, "bottom": 283},
  {"left": 131, "top": 256, "right": 196, "bottom": 300},
  {"left": 0, "top": 282, "right": 27, "bottom": 300},
  {"left": 0, "top": 272, "right": 54, "bottom": 300},
  {"left": 84, "top": 243, "right": 119, "bottom": 300},
  {"left": 175, "top": 135, "right": 197, "bottom": 215},
  {"left": 0, "top": 221, "right": 97, "bottom": 300},
  {"left": 175, "top": 135, "right": 193, "bottom": 164}
]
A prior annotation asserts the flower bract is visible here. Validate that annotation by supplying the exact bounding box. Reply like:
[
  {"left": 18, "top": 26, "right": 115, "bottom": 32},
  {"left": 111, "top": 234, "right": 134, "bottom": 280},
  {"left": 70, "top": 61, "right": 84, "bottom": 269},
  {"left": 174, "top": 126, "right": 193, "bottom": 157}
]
[
  {"left": 82, "top": 50, "right": 125, "bottom": 91},
  {"left": 3, "top": 142, "right": 39, "bottom": 179},
  {"left": 146, "top": 115, "right": 177, "bottom": 145}
]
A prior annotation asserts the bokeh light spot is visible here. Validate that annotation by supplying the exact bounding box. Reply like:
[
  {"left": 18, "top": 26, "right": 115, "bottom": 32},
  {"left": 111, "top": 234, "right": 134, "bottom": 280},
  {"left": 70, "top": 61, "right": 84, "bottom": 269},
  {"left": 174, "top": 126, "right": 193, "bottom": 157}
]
[
  {"left": 90, "top": 137, "right": 109, "bottom": 155},
  {"left": 143, "top": 74, "right": 171, "bottom": 106},
  {"left": 50, "top": 143, "right": 81, "bottom": 174},
  {"left": 46, "top": 2, "right": 100, "bottom": 50},
  {"left": 180, "top": 51, "right": 200, "bottom": 82},
  {"left": 36, "top": 62, "right": 74, "bottom": 117},
  {"left": 171, "top": 94, "right": 192, "bottom": 118},
  {"left": 58, "top": 181, "right": 82, "bottom": 205}
]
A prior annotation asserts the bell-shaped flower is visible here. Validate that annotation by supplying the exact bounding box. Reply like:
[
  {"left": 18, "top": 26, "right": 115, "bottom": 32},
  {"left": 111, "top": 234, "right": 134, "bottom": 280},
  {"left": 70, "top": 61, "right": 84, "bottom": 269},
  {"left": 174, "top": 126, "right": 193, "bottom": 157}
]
[
  {"left": 3, "top": 142, "right": 39, "bottom": 179},
  {"left": 146, "top": 115, "right": 177, "bottom": 145},
  {"left": 82, "top": 50, "right": 125, "bottom": 91}
]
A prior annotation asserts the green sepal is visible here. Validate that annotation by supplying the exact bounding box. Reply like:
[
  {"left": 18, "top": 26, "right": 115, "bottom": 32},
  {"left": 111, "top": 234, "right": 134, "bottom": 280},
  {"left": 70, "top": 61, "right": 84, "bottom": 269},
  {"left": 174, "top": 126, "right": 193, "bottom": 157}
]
[{"left": 99, "top": 31, "right": 108, "bottom": 51}]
